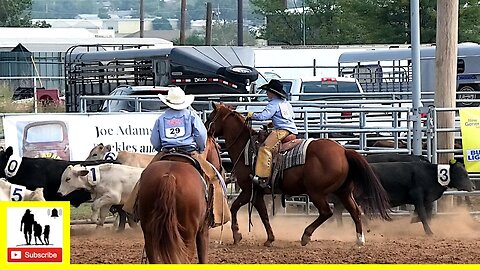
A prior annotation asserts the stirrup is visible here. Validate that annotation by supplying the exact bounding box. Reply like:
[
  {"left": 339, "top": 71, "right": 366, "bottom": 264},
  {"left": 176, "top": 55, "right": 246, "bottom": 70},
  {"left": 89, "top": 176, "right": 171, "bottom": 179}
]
[{"left": 251, "top": 175, "right": 270, "bottom": 189}]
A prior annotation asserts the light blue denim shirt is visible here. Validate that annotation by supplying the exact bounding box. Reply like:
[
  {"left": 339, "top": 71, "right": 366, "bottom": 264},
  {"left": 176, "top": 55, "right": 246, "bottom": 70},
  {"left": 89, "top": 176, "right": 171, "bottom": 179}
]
[
  {"left": 252, "top": 97, "right": 298, "bottom": 134},
  {"left": 150, "top": 108, "right": 207, "bottom": 152}
]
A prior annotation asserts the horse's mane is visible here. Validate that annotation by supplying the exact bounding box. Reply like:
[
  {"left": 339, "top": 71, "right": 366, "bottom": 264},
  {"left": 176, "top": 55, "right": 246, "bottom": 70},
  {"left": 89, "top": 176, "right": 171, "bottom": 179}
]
[{"left": 217, "top": 104, "right": 257, "bottom": 136}]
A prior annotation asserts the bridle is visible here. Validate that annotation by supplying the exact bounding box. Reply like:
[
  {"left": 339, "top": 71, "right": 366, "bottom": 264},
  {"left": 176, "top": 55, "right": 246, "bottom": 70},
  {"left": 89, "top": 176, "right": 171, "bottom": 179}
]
[{"left": 207, "top": 108, "right": 252, "bottom": 176}]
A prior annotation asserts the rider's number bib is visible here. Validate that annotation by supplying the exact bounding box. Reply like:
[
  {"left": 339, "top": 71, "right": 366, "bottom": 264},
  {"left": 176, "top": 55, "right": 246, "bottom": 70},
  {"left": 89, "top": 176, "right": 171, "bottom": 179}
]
[
  {"left": 437, "top": 164, "right": 450, "bottom": 186},
  {"left": 164, "top": 117, "right": 186, "bottom": 138},
  {"left": 279, "top": 102, "right": 292, "bottom": 118}
]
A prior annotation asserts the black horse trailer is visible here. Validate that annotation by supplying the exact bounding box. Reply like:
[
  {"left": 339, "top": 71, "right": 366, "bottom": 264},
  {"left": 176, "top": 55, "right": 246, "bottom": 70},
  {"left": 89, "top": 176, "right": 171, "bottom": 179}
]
[{"left": 64, "top": 45, "right": 260, "bottom": 112}]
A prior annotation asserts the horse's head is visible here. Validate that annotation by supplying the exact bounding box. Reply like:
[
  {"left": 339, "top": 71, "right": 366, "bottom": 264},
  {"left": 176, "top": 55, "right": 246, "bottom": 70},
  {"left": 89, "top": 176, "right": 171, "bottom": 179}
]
[
  {"left": 85, "top": 143, "right": 112, "bottom": 161},
  {"left": 206, "top": 102, "right": 244, "bottom": 137},
  {"left": 0, "top": 146, "right": 13, "bottom": 177}
]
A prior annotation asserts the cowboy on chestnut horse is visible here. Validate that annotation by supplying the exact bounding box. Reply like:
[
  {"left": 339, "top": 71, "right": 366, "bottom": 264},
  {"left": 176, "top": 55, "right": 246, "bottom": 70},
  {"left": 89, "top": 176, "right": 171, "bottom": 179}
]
[{"left": 246, "top": 79, "right": 298, "bottom": 188}]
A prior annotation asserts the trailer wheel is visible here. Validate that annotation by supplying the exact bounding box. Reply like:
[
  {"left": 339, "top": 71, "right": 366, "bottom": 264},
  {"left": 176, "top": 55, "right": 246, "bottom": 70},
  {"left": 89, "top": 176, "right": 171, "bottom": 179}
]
[
  {"left": 224, "top": 65, "right": 259, "bottom": 83},
  {"left": 457, "top": 84, "right": 480, "bottom": 107}
]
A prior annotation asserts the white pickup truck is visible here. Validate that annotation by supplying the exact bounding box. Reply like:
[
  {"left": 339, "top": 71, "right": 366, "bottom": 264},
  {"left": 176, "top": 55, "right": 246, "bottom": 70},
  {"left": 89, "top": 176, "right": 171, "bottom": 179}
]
[
  {"left": 254, "top": 76, "right": 363, "bottom": 103},
  {"left": 239, "top": 76, "right": 410, "bottom": 138}
]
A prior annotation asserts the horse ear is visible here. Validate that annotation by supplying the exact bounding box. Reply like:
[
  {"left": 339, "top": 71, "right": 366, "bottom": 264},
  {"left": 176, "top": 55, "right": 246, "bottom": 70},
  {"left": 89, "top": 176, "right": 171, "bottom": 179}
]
[
  {"left": 98, "top": 143, "right": 104, "bottom": 147},
  {"left": 105, "top": 145, "right": 112, "bottom": 151},
  {"left": 211, "top": 101, "right": 219, "bottom": 111}
]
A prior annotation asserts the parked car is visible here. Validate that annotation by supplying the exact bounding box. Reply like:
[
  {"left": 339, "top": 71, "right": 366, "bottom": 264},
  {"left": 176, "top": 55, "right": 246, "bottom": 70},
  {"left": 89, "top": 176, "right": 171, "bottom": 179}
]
[
  {"left": 101, "top": 85, "right": 173, "bottom": 112},
  {"left": 12, "top": 87, "right": 63, "bottom": 105}
]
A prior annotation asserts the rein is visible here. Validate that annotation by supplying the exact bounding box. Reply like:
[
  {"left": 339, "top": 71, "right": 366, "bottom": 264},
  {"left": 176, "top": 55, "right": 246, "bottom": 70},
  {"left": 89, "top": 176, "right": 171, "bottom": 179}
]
[
  {"left": 210, "top": 108, "right": 257, "bottom": 231},
  {"left": 210, "top": 110, "right": 251, "bottom": 175}
]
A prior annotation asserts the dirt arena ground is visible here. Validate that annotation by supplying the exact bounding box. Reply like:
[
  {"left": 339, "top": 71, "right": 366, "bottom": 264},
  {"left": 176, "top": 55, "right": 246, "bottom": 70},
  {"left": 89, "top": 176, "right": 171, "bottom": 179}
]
[{"left": 70, "top": 207, "right": 480, "bottom": 264}]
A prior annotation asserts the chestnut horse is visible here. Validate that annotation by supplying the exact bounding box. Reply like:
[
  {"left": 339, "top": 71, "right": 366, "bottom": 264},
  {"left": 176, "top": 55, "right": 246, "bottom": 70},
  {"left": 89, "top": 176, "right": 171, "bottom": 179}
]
[
  {"left": 207, "top": 103, "right": 391, "bottom": 246},
  {"left": 136, "top": 135, "right": 224, "bottom": 264},
  {"left": 138, "top": 159, "right": 209, "bottom": 263}
]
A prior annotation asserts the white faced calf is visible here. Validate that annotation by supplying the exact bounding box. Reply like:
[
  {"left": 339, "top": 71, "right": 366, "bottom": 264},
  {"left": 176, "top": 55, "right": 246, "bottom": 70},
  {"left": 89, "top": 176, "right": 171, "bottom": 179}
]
[{"left": 58, "top": 164, "right": 143, "bottom": 227}]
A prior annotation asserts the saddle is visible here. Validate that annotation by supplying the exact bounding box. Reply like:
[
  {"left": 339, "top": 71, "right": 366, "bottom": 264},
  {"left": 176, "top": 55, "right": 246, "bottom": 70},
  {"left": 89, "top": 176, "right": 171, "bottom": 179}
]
[
  {"left": 249, "top": 127, "right": 304, "bottom": 190},
  {"left": 159, "top": 149, "right": 202, "bottom": 174}
]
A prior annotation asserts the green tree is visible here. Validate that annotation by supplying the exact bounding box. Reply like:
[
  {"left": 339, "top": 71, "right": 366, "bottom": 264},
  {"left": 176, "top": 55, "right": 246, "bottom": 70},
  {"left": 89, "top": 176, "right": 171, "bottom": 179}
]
[
  {"left": 0, "top": 0, "right": 33, "bottom": 27},
  {"left": 344, "top": 0, "right": 437, "bottom": 44},
  {"left": 172, "top": 32, "right": 205, "bottom": 45},
  {"left": 459, "top": 1, "right": 480, "bottom": 42},
  {"left": 250, "top": 0, "right": 304, "bottom": 44},
  {"left": 98, "top": 7, "right": 111, "bottom": 19},
  {"left": 212, "top": 21, "right": 257, "bottom": 45},
  {"left": 152, "top": 17, "right": 173, "bottom": 30},
  {"left": 252, "top": 0, "right": 480, "bottom": 45}
]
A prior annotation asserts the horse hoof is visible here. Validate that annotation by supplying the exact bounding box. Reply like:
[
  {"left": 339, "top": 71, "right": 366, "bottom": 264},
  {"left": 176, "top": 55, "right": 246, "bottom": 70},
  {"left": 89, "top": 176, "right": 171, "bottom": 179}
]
[
  {"left": 263, "top": 240, "right": 274, "bottom": 247},
  {"left": 301, "top": 235, "right": 311, "bottom": 246},
  {"left": 233, "top": 233, "right": 243, "bottom": 244},
  {"left": 356, "top": 240, "right": 365, "bottom": 246}
]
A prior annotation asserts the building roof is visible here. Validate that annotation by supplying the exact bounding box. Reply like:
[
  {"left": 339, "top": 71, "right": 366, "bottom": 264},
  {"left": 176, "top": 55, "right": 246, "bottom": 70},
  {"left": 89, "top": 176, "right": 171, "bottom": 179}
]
[
  {"left": 123, "top": 30, "right": 188, "bottom": 41},
  {"left": 31, "top": 19, "right": 104, "bottom": 29},
  {"left": 0, "top": 27, "right": 97, "bottom": 39},
  {"left": 0, "top": 37, "right": 173, "bottom": 53}
]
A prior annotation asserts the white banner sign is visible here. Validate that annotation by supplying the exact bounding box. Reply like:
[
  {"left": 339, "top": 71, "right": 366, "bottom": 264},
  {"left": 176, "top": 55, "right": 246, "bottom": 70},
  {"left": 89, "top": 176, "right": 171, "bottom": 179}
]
[{"left": 2, "top": 113, "right": 161, "bottom": 161}]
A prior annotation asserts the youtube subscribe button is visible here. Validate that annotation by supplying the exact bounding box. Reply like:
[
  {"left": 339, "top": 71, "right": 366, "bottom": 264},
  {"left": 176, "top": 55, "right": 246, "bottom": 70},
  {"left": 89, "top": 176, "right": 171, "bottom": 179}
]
[{"left": 8, "top": 248, "right": 62, "bottom": 263}]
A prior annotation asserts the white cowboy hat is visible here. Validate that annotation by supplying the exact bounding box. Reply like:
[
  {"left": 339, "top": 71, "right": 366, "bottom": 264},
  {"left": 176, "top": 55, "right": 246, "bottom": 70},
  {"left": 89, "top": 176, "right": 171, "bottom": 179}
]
[{"left": 158, "top": 87, "right": 195, "bottom": 110}]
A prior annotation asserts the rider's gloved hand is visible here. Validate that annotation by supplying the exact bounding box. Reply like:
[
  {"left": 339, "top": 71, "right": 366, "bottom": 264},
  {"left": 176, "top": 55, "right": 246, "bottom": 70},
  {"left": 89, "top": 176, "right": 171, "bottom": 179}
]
[{"left": 246, "top": 112, "right": 254, "bottom": 119}]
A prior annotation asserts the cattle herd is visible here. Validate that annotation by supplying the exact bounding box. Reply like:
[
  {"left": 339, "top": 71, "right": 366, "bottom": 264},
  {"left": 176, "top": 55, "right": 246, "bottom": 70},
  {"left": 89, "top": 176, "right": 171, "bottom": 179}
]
[{"left": 0, "top": 141, "right": 478, "bottom": 263}]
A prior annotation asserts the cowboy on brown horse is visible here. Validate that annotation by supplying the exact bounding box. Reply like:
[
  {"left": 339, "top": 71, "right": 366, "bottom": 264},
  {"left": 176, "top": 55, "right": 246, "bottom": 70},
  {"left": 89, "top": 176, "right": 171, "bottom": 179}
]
[
  {"left": 123, "top": 87, "right": 230, "bottom": 227},
  {"left": 246, "top": 79, "right": 298, "bottom": 188}
]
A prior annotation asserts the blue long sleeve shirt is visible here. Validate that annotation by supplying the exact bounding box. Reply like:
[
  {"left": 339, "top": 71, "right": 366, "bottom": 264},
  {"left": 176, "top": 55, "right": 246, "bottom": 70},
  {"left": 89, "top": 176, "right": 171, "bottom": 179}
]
[
  {"left": 150, "top": 108, "right": 207, "bottom": 152},
  {"left": 252, "top": 98, "right": 298, "bottom": 134}
]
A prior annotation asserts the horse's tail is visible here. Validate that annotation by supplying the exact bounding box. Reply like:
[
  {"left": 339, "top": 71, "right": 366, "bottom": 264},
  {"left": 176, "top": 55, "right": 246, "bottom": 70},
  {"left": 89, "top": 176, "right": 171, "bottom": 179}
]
[
  {"left": 147, "top": 173, "right": 189, "bottom": 263},
  {"left": 345, "top": 149, "right": 391, "bottom": 221}
]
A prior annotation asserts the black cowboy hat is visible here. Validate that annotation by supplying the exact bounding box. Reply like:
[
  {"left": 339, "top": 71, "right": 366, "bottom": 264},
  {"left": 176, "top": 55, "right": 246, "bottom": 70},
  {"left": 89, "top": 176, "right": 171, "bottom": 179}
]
[{"left": 259, "top": 79, "right": 288, "bottom": 99}]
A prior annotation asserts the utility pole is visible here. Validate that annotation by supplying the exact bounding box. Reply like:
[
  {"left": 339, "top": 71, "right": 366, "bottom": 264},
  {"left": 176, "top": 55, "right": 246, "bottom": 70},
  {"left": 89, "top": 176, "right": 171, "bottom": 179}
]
[
  {"left": 410, "top": 0, "right": 422, "bottom": 155},
  {"left": 139, "top": 0, "right": 144, "bottom": 38},
  {"left": 206, "top": 2, "right": 213, "bottom": 46},
  {"left": 237, "top": 0, "right": 244, "bottom": 46},
  {"left": 435, "top": 0, "right": 459, "bottom": 164},
  {"left": 302, "top": 0, "right": 306, "bottom": 45},
  {"left": 180, "top": 0, "right": 187, "bottom": 45}
]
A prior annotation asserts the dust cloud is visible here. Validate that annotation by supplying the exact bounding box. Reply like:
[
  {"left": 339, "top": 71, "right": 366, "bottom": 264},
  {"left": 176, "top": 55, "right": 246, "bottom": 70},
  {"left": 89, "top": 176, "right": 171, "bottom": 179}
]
[{"left": 209, "top": 205, "right": 480, "bottom": 244}]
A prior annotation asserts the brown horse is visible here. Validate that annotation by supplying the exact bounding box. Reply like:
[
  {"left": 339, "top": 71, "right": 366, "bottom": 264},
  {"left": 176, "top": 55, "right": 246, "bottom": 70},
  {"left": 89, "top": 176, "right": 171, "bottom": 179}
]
[
  {"left": 206, "top": 102, "right": 391, "bottom": 247},
  {"left": 136, "top": 135, "right": 224, "bottom": 263},
  {"left": 138, "top": 159, "right": 209, "bottom": 263}
]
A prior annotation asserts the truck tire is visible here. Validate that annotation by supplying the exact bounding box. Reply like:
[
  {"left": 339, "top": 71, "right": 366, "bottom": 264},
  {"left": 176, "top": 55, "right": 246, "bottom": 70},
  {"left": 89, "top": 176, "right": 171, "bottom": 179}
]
[
  {"left": 457, "top": 84, "right": 480, "bottom": 107},
  {"left": 223, "top": 65, "right": 259, "bottom": 83}
]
